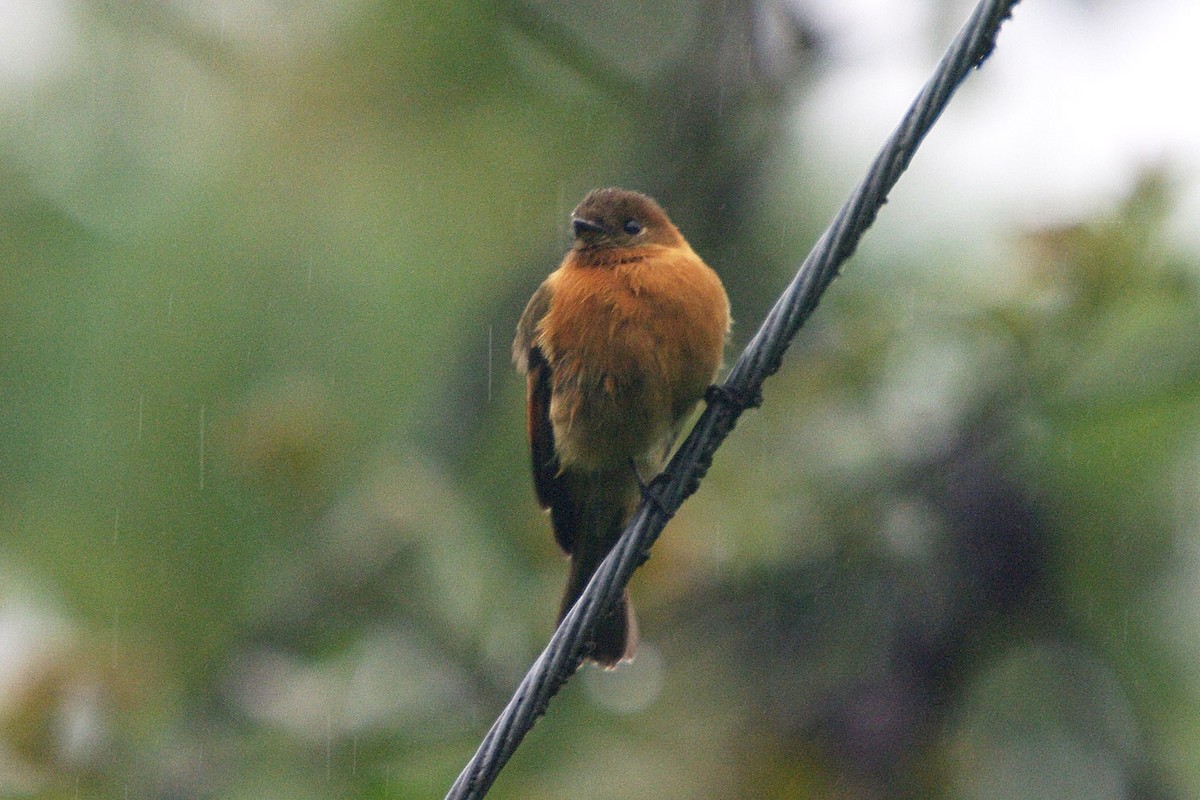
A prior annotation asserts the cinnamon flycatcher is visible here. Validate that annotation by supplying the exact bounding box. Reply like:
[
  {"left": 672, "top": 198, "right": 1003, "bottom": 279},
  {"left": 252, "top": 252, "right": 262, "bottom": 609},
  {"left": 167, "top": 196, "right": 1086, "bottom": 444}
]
[{"left": 513, "top": 188, "right": 730, "bottom": 666}]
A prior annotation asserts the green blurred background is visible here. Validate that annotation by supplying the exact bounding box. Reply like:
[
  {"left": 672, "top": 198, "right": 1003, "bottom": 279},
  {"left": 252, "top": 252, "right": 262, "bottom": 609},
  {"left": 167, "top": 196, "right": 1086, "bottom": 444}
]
[{"left": 3, "top": 0, "right": 1199, "bottom": 797}]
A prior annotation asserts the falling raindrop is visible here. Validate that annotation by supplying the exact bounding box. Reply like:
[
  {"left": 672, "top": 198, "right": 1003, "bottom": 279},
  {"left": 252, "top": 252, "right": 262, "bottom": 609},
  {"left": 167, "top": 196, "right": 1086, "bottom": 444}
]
[
  {"left": 111, "top": 603, "right": 120, "bottom": 669},
  {"left": 112, "top": 505, "right": 121, "bottom": 665},
  {"left": 325, "top": 710, "right": 333, "bottom": 782},
  {"left": 198, "top": 405, "right": 207, "bottom": 490}
]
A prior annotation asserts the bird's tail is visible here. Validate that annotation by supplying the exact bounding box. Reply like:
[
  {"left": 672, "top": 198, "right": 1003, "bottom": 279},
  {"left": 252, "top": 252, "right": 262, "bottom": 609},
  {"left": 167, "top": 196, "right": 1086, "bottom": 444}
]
[{"left": 552, "top": 471, "right": 640, "bottom": 667}]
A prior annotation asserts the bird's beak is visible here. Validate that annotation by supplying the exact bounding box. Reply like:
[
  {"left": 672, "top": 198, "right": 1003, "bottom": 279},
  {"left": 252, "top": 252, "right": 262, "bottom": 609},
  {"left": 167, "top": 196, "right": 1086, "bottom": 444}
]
[{"left": 572, "top": 217, "right": 608, "bottom": 238}]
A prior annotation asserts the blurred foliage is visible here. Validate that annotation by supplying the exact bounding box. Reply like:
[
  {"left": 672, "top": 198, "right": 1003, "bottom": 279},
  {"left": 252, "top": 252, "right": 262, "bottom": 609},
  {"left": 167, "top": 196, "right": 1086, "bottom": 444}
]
[{"left": 1, "top": 1, "right": 1198, "bottom": 799}]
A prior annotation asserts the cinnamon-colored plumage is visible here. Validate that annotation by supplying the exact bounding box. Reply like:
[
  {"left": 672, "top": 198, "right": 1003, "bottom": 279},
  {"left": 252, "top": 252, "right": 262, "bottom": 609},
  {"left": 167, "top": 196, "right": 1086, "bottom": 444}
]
[{"left": 513, "top": 188, "right": 729, "bottom": 666}]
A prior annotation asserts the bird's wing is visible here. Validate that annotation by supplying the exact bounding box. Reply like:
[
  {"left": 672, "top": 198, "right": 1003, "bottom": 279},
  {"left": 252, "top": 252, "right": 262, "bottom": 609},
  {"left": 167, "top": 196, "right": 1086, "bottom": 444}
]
[
  {"left": 512, "top": 281, "right": 551, "bottom": 373},
  {"left": 525, "top": 347, "right": 562, "bottom": 514},
  {"left": 513, "top": 282, "right": 573, "bottom": 551}
]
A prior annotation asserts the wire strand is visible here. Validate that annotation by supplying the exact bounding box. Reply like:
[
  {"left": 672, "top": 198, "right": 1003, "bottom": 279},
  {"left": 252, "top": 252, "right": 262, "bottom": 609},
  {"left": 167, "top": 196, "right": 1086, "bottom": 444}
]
[{"left": 446, "top": 1, "right": 1022, "bottom": 796}]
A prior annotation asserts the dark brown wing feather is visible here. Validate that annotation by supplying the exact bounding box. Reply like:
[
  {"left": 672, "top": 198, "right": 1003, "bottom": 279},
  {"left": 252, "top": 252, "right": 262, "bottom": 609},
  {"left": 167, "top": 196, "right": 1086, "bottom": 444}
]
[
  {"left": 525, "top": 348, "right": 558, "bottom": 508},
  {"left": 514, "top": 281, "right": 576, "bottom": 554},
  {"left": 527, "top": 350, "right": 578, "bottom": 554}
]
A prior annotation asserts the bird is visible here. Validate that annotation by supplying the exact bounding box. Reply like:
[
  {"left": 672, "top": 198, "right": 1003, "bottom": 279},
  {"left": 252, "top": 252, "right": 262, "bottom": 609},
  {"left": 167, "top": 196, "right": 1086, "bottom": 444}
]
[{"left": 513, "top": 187, "right": 730, "bottom": 666}]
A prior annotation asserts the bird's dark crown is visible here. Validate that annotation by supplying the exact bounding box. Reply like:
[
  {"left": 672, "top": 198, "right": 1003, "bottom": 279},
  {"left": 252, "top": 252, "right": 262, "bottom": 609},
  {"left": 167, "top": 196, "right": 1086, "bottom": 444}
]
[{"left": 569, "top": 188, "right": 682, "bottom": 251}]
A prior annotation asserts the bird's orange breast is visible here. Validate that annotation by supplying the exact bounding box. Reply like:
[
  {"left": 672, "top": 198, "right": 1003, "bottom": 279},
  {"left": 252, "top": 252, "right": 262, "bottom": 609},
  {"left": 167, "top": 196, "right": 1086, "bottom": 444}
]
[{"left": 537, "top": 244, "right": 729, "bottom": 470}]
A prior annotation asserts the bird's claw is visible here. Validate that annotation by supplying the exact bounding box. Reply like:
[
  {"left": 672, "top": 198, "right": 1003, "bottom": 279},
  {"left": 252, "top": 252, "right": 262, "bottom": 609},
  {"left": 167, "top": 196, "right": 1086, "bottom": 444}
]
[
  {"left": 705, "top": 382, "right": 762, "bottom": 410},
  {"left": 630, "top": 460, "right": 672, "bottom": 517}
]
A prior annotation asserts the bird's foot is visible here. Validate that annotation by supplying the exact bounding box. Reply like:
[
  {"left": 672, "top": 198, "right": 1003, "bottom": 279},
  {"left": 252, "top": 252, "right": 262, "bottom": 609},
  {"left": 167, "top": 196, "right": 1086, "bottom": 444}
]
[
  {"left": 629, "top": 459, "right": 672, "bottom": 518},
  {"left": 705, "top": 382, "right": 762, "bottom": 411}
]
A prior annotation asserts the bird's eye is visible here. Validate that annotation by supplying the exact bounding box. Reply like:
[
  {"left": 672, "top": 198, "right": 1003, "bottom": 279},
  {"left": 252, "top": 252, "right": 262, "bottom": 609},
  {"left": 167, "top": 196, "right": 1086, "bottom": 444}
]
[{"left": 623, "top": 219, "right": 643, "bottom": 235}]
